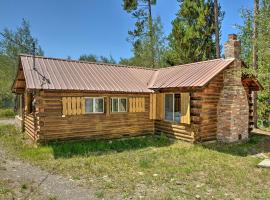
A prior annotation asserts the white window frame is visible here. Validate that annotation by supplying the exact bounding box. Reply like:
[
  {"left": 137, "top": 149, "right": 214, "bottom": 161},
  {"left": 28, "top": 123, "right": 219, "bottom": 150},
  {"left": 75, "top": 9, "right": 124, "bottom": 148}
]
[
  {"left": 111, "top": 97, "right": 128, "bottom": 113},
  {"left": 164, "top": 93, "right": 180, "bottom": 122},
  {"left": 85, "top": 97, "right": 104, "bottom": 114}
]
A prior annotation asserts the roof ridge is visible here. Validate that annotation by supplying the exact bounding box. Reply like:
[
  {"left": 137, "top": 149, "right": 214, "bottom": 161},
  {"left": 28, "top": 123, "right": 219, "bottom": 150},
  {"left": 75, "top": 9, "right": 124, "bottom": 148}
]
[
  {"left": 19, "top": 54, "right": 157, "bottom": 71},
  {"left": 157, "top": 58, "right": 235, "bottom": 71}
]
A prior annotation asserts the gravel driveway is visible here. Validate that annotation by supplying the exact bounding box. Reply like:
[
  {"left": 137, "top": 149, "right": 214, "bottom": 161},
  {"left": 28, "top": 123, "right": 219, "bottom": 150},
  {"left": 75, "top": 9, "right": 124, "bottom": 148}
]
[{"left": 0, "top": 147, "right": 97, "bottom": 200}]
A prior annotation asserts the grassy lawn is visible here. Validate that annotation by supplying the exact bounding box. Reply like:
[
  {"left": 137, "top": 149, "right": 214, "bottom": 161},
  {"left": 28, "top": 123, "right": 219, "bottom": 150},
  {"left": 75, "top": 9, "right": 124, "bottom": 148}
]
[
  {"left": 0, "top": 109, "right": 15, "bottom": 119},
  {"left": 0, "top": 125, "right": 270, "bottom": 199}
]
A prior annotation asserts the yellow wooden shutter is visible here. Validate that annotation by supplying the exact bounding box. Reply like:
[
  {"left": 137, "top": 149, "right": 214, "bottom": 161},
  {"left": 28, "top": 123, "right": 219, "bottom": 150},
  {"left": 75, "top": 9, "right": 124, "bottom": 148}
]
[
  {"left": 129, "top": 98, "right": 133, "bottom": 112},
  {"left": 138, "top": 98, "right": 142, "bottom": 112},
  {"left": 152, "top": 94, "right": 156, "bottom": 119},
  {"left": 135, "top": 98, "right": 139, "bottom": 112},
  {"left": 62, "top": 97, "right": 68, "bottom": 115},
  {"left": 142, "top": 97, "right": 145, "bottom": 112},
  {"left": 129, "top": 97, "right": 145, "bottom": 113},
  {"left": 181, "top": 93, "right": 190, "bottom": 124},
  {"left": 63, "top": 97, "right": 85, "bottom": 116},
  {"left": 156, "top": 93, "right": 164, "bottom": 120},
  {"left": 149, "top": 94, "right": 157, "bottom": 119},
  {"left": 67, "top": 97, "right": 72, "bottom": 115},
  {"left": 76, "top": 97, "right": 81, "bottom": 115},
  {"left": 71, "top": 97, "right": 77, "bottom": 115},
  {"left": 150, "top": 94, "right": 153, "bottom": 119}
]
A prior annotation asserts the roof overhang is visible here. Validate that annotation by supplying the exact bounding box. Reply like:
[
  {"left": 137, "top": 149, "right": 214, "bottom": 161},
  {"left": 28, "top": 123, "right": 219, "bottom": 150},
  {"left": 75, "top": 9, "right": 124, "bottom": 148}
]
[
  {"left": 242, "top": 76, "right": 263, "bottom": 91},
  {"left": 11, "top": 58, "right": 26, "bottom": 94}
]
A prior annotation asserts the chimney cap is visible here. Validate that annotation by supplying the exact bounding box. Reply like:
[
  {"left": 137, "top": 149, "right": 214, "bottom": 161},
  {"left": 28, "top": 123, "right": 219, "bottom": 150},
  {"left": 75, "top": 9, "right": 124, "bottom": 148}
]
[{"left": 228, "top": 34, "right": 237, "bottom": 41}]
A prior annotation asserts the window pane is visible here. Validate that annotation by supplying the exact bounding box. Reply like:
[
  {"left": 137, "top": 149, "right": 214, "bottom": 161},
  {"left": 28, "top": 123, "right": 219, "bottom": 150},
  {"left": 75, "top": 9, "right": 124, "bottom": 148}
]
[
  {"left": 95, "top": 98, "right": 104, "bottom": 112},
  {"left": 174, "top": 94, "right": 181, "bottom": 123},
  {"left": 165, "top": 94, "right": 173, "bottom": 121},
  {"left": 119, "top": 98, "right": 127, "bottom": 112},
  {"left": 85, "top": 98, "right": 93, "bottom": 113},
  {"left": 112, "top": 98, "right": 118, "bottom": 112}
]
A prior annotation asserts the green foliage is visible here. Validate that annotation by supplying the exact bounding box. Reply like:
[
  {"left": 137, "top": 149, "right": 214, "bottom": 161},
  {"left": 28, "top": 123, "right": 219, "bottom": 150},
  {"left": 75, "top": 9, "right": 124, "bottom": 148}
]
[
  {"left": 257, "top": 0, "right": 270, "bottom": 127},
  {"left": 0, "top": 55, "right": 16, "bottom": 108},
  {"left": 120, "top": 16, "right": 167, "bottom": 68},
  {"left": 236, "top": 9, "right": 254, "bottom": 67},
  {"left": 0, "top": 19, "right": 44, "bottom": 108},
  {"left": 237, "top": 1, "right": 270, "bottom": 127},
  {"left": 0, "top": 109, "right": 15, "bottom": 118},
  {"left": 0, "top": 19, "right": 43, "bottom": 60},
  {"left": 79, "top": 54, "right": 116, "bottom": 64},
  {"left": 79, "top": 54, "right": 98, "bottom": 62},
  {"left": 122, "top": 0, "right": 167, "bottom": 68},
  {"left": 47, "top": 135, "right": 171, "bottom": 158},
  {"left": 167, "top": 0, "right": 224, "bottom": 65}
]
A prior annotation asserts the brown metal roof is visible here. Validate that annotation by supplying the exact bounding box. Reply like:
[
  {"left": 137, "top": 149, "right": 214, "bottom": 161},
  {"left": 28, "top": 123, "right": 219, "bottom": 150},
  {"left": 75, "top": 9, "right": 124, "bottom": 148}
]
[
  {"left": 149, "top": 58, "right": 234, "bottom": 89},
  {"left": 20, "top": 55, "right": 155, "bottom": 93},
  {"left": 18, "top": 55, "right": 235, "bottom": 93}
]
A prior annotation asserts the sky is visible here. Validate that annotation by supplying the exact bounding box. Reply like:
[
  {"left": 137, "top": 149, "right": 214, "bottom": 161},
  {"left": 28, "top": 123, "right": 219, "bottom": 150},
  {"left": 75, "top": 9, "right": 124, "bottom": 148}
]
[{"left": 0, "top": 0, "right": 253, "bottom": 61}]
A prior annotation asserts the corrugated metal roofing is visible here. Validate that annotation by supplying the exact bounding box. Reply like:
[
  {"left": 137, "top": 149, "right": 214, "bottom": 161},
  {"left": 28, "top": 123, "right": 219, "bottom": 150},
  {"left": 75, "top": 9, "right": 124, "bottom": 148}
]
[
  {"left": 149, "top": 58, "right": 234, "bottom": 89},
  {"left": 20, "top": 55, "right": 154, "bottom": 93},
  {"left": 19, "top": 55, "right": 234, "bottom": 93}
]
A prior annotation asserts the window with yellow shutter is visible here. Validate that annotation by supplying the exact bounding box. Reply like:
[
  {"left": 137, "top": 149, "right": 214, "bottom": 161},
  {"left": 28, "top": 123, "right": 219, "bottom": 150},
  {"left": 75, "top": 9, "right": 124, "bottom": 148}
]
[
  {"left": 162, "top": 93, "right": 190, "bottom": 124},
  {"left": 62, "top": 97, "right": 97, "bottom": 116}
]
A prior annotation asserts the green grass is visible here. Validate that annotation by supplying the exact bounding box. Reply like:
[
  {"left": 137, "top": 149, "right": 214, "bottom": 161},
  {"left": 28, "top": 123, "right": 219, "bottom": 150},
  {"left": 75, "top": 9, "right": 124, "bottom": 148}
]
[
  {"left": 1, "top": 125, "right": 270, "bottom": 199},
  {"left": 0, "top": 109, "right": 15, "bottom": 118}
]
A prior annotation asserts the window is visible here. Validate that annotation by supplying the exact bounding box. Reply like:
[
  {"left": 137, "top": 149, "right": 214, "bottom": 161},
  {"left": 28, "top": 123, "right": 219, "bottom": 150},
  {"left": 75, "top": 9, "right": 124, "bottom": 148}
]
[
  {"left": 85, "top": 97, "right": 104, "bottom": 113},
  {"left": 111, "top": 97, "right": 127, "bottom": 112},
  {"left": 165, "top": 94, "right": 181, "bottom": 123}
]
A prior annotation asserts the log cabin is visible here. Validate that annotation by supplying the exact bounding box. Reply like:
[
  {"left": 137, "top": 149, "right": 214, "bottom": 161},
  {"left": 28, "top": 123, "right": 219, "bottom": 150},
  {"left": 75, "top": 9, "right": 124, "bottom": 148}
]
[{"left": 12, "top": 34, "right": 262, "bottom": 143}]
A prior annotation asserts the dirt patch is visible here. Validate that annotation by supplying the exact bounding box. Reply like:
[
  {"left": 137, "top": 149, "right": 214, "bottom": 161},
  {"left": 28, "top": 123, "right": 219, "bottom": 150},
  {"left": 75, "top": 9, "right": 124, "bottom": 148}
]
[
  {"left": 0, "top": 119, "right": 15, "bottom": 126},
  {"left": 0, "top": 147, "right": 97, "bottom": 200}
]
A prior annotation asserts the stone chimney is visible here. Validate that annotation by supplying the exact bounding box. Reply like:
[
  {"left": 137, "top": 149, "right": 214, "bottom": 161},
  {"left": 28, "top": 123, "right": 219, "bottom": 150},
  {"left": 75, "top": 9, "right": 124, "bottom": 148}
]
[
  {"left": 217, "top": 34, "right": 249, "bottom": 143},
  {"left": 224, "top": 34, "right": 241, "bottom": 59}
]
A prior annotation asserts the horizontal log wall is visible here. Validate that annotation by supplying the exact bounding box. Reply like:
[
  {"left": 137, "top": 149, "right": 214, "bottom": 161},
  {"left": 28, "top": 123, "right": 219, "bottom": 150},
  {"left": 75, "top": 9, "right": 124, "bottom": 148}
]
[
  {"left": 192, "top": 73, "right": 224, "bottom": 142},
  {"left": 24, "top": 114, "right": 37, "bottom": 140},
  {"left": 36, "top": 91, "right": 154, "bottom": 142},
  {"left": 155, "top": 120, "right": 195, "bottom": 142}
]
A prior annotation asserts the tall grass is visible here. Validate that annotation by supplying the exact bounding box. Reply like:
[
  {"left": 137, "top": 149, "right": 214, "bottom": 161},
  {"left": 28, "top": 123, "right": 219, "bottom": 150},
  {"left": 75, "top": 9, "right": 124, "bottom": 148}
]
[{"left": 49, "top": 134, "right": 172, "bottom": 158}]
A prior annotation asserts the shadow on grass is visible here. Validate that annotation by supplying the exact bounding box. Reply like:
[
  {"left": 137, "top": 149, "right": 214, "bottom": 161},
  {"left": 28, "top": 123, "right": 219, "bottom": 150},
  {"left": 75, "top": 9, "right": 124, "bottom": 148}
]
[
  {"left": 48, "top": 135, "right": 174, "bottom": 159},
  {"left": 201, "top": 134, "right": 270, "bottom": 157}
]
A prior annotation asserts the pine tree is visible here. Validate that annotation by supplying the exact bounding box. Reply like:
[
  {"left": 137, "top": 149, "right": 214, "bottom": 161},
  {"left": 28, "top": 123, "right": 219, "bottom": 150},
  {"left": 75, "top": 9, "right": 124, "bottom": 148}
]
[
  {"left": 167, "top": 0, "right": 224, "bottom": 65},
  {"left": 0, "top": 19, "right": 43, "bottom": 61},
  {"left": 120, "top": 16, "right": 166, "bottom": 68},
  {"left": 236, "top": 9, "right": 254, "bottom": 67},
  {"left": 0, "top": 19, "right": 43, "bottom": 108},
  {"left": 79, "top": 54, "right": 116, "bottom": 64},
  {"left": 253, "top": 0, "right": 259, "bottom": 127},
  {"left": 123, "top": 0, "right": 160, "bottom": 68},
  {"left": 257, "top": 0, "right": 270, "bottom": 127},
  {"left": 238, "top": 0, "right": 270, "bottom": 128},
  {"left": 214, "top": 0, "right": 221, "bottom": 58}
]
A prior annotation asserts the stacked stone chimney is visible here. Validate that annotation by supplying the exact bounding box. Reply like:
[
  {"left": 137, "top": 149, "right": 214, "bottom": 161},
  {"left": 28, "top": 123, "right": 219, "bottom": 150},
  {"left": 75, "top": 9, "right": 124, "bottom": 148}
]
[{"left": 217, "top": 34, "right": 249, "bottom": 143}]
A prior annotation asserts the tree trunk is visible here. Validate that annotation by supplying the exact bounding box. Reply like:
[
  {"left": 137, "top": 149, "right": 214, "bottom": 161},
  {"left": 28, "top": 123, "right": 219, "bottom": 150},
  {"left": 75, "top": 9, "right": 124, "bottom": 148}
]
[
  {"left": 214, "top": 0, "right": 220, "bottom": 58},
  {"left": 147, "top": 0, "right": 155, "bottom": 68},
  {"left": 253, "top": 0, "right": 259, "bottom": 128}
]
